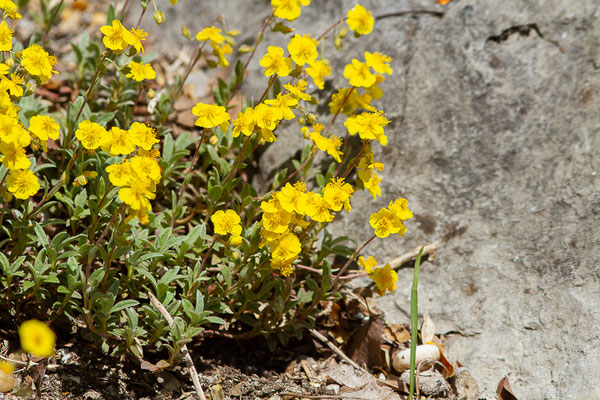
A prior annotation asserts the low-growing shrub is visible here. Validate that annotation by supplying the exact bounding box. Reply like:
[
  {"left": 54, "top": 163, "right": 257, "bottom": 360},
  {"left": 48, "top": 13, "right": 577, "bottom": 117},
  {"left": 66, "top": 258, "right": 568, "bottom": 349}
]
[{"left": 0, "top": 0, "right": 413, "bottom": 366}]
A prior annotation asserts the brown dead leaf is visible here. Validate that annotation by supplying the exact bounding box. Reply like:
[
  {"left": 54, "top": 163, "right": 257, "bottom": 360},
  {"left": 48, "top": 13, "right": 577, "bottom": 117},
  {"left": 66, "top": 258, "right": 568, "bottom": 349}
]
[
  {"left": 384, "top": 324, "right": 410, "bottom": 343},
  {"left": 421, "top": 311, "right": 436, "bottom": 344},
  {"left": 346, "top": 316, "right": 386, "bottom": 368},
  {"left": 437, "top": 345, "right": 456, "bottom": 378},
  {"left": 497, "top": 376, "right": 518, "bottom": 400},
  {"left": 324, "top": 362, "right": 373, "bottom": 389}
]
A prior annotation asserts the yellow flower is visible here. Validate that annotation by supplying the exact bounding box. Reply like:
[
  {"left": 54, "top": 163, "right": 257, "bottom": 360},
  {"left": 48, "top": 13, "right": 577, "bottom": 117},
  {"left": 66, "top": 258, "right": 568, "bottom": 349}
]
[
  {"left": 19, "top": 320, "right": 56, "bottom": 357},
  {"left": 370, "top": 263, "right": 397, "bottom": 295},
  {"left": 306, "top": 59, "right": 331, "bottom": 89},
  {"left": 0, "top": 115, "right": 29, "bottom": 146},
  {"left": 0, "top": 0, "right": 17, "bottom": 12},
  {"left": 232, "top": 107, "right": 256, "bottom": 137},
  {"left": 129, "top": 121, "right": 159, "bottom": 150},
  {"left": 271, "top": 0, "right": 310, "bottom": 21},
  {"left": 259, "top": 46, "right": 293, "bottom": 77},
  {"left": 306, "top": 123, "right": 343, "bottom": 163},
  {"left": 275, "top": 182, "right": 308, "bottom": 214},
  {"left": 211, "top": 209, "right": 242, "bottom": 236},
  {"left": 126, "top": 60, "right": 155, "bottom": 81},
  {"left": 323, "top": 177, "right": 353, "bottom": 212},
  {"left": 254, "top": 103, "right": 283, "bottom": 131},
  {"left": 73, "top": 171, "right": 98, "bottom": 187},
  {"left": 21, "top": 44, "right": 57, "bottom": 80},
  {"left": 229, "top": 235, "right": 243, "bottom": 246},
  {"left": 363, "top": 171, "right": 382, "bottom": 199},
  {"left": 305, "top": 192, "right": 334, "bottom": 222},
  {"left": 343, "top": 59, "right": 376, "bottom": 88},
  {"left": 346, "top": 4, "right": 374, "bottom": 35},
  {"left": 264, "top": 93, "right": 297, "bottom": 120},
  {"left": 358, "top": 255, "right": 377, "bottom": 274},
  {"left": 130, "top": 27, "right": 148, "bottom": 53},
  {"left": 75, "top": 120, "right": 107, "bottom": 150},
  {"left": 0, "top": 20, "right": 13, "bottom": 51},
  {"left": 388, "top": 198, "right": 413, "bottom": 221},
  {"left": 287, "top": 34, "right": 318, "bottom": 66},
  {"left": 105, "top": 126, "right": 136, "bottom": 156},
  {"left": 29, "top": 115, "right": 59, "bottom": 141},
  {"left": 344, "top": 111, "right": 390, "bottom": 145},
  {"left": 283, "top": 79, "right": 311, "bottom": 101},
  {"left": 191, "top": 103, "right": 230, "bottom": 131},
  {"left": 270, "top": 232, "right": 301, "bottom": 265},
  {"left": 130, "top": 156, "right": 161, "bottom": 184},
  {"left": 357, "top": 144, "right": 384, "bottom": 182},
  {"left": 0, "top": 73, "right": 23, "bottom": 97},
  {"left": 106, "top": 161, "right": 134, "bottom": 186},
  {"left": 196, "top": 26, "right": 224, "bottom": 44},
  {"left": 0, "top": 141, "right": 30, "bottom": 170},
  {"left": 212, "top": 42, "right": 232, "bottom": 67},
  {"left": 100, "top": 19, "right": 136, "bottom": 51},
  {"left": 118, "top": 180, "right": 155, "bottom": 210},
  {"left": 364, "top": 51, "right": 392, "bottom": 75},
  {"left": 261, "top": 198, "right": 292, "bottom": 234},
  {"left": 329, "top": 87, "right": 375, "bottom": 115},
  {"left": 369, "top": 208, "right": 406, "bottom": 238},
  {"left": 6, "top": 169, "right": 39, "bottom": 199}
]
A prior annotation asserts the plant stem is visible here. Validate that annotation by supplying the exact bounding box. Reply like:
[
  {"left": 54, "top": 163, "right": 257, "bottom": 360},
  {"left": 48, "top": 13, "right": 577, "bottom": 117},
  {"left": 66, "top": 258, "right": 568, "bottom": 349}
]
[
  {"left": 317, "top": 16, "right": 346, "bottom": 41},
  {"left": 331, "top": 233, "right": 376, "bottom": 290},
  {"left": 41, "top": 0, "right": 64, "bottom": 46},
  {"left": 339, "top": 140, "right": 367, "bottom": 179},
  {"left": 409, "top": 246, "right": 424, "bottom": 400},
  {"left": 24, "top": 147, "right": 85, "bottom": 220},
  {"left": 67, "top": 51, "right": 109, "bottom": 149}
]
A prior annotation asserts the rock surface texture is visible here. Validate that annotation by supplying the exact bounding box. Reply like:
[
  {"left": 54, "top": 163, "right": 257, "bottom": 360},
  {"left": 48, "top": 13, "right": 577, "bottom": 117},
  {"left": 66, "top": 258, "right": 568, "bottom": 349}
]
[{"left": 141, "top": 1, "right": 600, "bottom": 398}]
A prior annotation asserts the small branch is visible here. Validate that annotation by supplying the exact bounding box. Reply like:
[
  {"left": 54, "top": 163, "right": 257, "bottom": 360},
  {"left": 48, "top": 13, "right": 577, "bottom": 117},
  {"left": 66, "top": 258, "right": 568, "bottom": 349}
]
[
  {"left": 148, "top": 292, "right": 207, "bottom": 400},
  {"left": 41, "top": 0, "right": 64, "bottom": 46},
  {"left": 375, "top": 10, "right": 444, "bottom": 21},
  {"left": 388, "top": 241, "right": 437, "bottom": 270},
  {"left": 309, "top": 328, "right": 364, "bottom": 371}
]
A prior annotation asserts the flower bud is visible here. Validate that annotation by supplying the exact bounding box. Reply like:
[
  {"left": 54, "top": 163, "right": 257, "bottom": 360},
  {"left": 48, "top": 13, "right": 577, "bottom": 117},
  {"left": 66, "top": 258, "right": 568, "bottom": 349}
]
[
  {"left": 147, "top": 88, "right": 155, "bottom": 99},
  {"left": 154, "top": 11, "right": 165, "bottom": 25},
  {"left": 209, "top": 135, "right": 219, "bottom": 145},
  {"left": 306, "top": 114, "right": 317, "bottom": 125},
  {"left": 298, "top": 117, "right": 306, "bottom": 125}
]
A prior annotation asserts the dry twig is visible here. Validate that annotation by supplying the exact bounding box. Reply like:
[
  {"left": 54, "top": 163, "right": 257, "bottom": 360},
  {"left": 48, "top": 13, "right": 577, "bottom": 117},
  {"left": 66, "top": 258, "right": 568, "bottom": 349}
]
[
  {"left": 148, "top": 292, "right": 207, "bottom": 400},
  {"left": 309, "top": 328, "right": 364, "bottom": 371},
  {"left": 388, "top": 241, "right": 438, "bottom": 270}
]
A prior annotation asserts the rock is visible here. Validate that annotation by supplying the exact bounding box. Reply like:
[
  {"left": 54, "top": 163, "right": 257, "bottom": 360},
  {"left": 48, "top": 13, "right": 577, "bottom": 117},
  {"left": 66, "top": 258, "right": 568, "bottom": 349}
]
[
  {"left": 452, "top": 368, "right": 480, "bottom": 400},
  {"left": 134, "top": 1, "right": 600, "bottom": 398},
  {"left": 401, "top": 370, "right": 451, "bottom": 397}
]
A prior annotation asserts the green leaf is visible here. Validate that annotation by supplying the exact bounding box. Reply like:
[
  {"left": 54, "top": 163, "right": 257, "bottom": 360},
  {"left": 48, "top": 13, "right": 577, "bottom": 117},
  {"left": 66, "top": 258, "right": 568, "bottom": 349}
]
[
  {"left": 208, "top": 185, "right": 223, "bottom": 203},
  {"left": 33, "top": 222, "right": 49, "bottom": 247},
  {"left": 111, "top": 299, "right": 140, "bottom": 314},
  {"left": 321, "top": 260, "right": 332, "bottom": 292},
  {"left": 107, "top": 4, "right": 115, "bottom": 25}
]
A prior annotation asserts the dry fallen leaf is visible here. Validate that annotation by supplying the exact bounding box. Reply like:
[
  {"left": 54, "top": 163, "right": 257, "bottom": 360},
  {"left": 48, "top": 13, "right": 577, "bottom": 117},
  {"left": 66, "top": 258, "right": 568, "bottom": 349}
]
[
  {"left": 346, "top": 316, "right": 386, "bottom": 368},
  {"left": 421, "top": 311, "right": 436, "bottom": 344},
  {"left": 497, "top": 376, "right": 519, "bottom": 400}
]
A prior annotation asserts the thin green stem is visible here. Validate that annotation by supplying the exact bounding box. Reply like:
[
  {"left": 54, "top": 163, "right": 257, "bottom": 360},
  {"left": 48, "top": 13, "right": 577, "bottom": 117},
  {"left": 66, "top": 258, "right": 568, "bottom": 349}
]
[
  {"left": 41, "top": 0, "right": 64, "bottom": 46},
  {"left": 409, "top": 247, "right": 425, "bottom": 400}
]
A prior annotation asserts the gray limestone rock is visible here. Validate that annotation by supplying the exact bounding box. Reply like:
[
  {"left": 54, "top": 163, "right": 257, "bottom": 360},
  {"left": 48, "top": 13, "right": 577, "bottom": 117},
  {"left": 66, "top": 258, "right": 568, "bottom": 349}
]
[{"left": 135, "top": 1, "right": 600, "bottom": 398}]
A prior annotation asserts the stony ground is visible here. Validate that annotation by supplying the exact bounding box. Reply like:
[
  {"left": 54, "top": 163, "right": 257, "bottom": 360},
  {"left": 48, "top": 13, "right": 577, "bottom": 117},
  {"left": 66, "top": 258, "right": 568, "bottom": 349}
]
[{"left": 137, "top": 0, "right": 600, "bottom": 398}]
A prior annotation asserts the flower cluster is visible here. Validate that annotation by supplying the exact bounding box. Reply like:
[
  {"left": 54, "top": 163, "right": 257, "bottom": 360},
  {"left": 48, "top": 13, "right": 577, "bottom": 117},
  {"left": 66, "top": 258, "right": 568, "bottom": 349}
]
[
  {"left": 0, "top": 7, "right": 60, "bottom": 201},
  {"left": 76, "top": 121, "right": 161, "bottom": 223},
  {"left": 369, "top": 198, "right": 413, "bottom": 238},
  {"left": 100, "top": 19, "right": 147, "bottom": 53},
  {"left": 195, "top": 26, "right": 233, "bottom": 67},
  {"left": 259, "top": 178, "right": 353, "bottom": 276}
]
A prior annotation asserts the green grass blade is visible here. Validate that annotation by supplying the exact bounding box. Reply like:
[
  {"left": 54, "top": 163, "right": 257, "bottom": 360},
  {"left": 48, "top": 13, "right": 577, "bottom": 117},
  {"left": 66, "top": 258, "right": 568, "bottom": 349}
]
[{"left": 408, "top": 246, "right": 424, "bottom": 399}]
